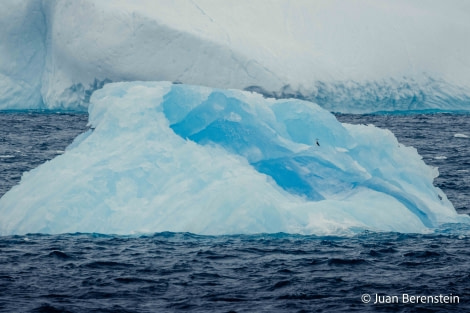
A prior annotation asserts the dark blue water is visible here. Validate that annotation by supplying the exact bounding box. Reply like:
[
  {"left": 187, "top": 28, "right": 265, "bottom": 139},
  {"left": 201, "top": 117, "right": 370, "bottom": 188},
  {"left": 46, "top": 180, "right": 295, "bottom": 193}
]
[
  {"left": 1, "top": 231, "right": 470, "bottom": 313},
  {"left": 1, "top": 113, "right": 469, "bottom": 312},
  {"left": 0, "top": 113, "right": 89, "bottom": 197}
]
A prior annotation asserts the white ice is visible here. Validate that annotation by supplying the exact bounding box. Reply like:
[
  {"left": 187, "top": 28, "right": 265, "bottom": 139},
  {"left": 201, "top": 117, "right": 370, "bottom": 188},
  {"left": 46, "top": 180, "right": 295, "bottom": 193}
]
[{"left": 1, "top": 0, "right": 470, "bottom": 112}]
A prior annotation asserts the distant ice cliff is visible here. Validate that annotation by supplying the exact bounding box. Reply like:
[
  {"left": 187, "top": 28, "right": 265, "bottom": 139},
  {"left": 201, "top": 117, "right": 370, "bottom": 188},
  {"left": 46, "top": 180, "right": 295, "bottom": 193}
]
[{"left": 1, "top": 0, "right": 469, "bottom": 112}]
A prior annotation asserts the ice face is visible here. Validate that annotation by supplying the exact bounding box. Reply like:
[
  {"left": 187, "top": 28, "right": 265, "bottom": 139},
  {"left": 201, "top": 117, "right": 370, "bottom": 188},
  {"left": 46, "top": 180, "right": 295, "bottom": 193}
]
[
  {"left": 0, "top": 0, "right": 46, "bottom": 110},
  {"left": 1, "top": 0, "right": 469, "bottom": 112},
  {"left": 0, "top": 82, "right": 467, "bottom": 235}
]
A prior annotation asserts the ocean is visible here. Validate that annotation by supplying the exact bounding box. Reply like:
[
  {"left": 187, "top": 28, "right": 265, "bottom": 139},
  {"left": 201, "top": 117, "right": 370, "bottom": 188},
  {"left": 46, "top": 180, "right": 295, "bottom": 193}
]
[{"left": 0, "top": 112, "right": 469, "bottom": 312}]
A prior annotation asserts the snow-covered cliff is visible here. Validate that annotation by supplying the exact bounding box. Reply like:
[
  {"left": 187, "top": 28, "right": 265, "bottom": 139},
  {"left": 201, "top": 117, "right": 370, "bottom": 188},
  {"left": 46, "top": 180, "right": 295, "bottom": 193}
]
[{"left": 1, "top": 0, "right": 470, "bottom": 112}]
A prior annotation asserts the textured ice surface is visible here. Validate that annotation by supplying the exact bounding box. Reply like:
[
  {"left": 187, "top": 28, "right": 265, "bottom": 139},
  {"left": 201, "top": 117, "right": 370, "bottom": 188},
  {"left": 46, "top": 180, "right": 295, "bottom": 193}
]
[
  {"left": 0, "top": 82, "right": 468, "bottom": 235},
  {"left": 0, "top": 0, "right": 469, "bottom": 112}
]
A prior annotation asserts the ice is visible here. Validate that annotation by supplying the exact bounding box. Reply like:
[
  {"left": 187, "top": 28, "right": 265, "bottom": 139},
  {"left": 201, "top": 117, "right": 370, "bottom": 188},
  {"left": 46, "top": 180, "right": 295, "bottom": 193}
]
[
  {"left": 0, "top": 0, "right": 46, "bottom": 110},
  {"left": 1, "top": 0, "right": 470, "bottom": 112},
  {"left": 0, "top": 82, "right": 468, "bottom": 235}
]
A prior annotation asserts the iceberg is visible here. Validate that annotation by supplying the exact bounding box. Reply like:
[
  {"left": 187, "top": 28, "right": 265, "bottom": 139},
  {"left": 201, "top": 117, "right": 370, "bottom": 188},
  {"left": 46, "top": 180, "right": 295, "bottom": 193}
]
[
  {"left": 1, "top": 0, "right": 470, "bottom": 112},
  {"left": 0, "top": 82, "right": 468, "bottom": 235}
]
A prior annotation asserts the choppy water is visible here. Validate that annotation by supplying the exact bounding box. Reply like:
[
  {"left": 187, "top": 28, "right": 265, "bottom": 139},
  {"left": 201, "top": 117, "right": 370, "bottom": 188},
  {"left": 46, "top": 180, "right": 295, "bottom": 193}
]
[
  {"left": 0, "top": 112, "right": 469, "bottom": 312},
  {"left": 0, "top": 113, "right": 89, "bottom": 197},
  {"left": 1, "top": 231, "right": 470, "bottom": 313}
]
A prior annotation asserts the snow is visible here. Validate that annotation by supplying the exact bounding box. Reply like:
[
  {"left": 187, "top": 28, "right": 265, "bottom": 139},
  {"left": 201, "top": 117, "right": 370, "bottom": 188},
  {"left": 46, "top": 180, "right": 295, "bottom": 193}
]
[
  {"left": 0, "top": 82, "right": 467, "bottom": 235},
  {"left": 1, "top": 0, "right": 470, "bottom": 112}
]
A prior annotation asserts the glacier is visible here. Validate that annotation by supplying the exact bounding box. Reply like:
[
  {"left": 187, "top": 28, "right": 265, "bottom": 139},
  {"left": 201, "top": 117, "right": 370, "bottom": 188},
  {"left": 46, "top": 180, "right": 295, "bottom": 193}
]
[
  {"left": 0, "top": 82, "right": 468, "bottom": 235},
  {"left": 1, "top": 0, "right": 470, "bottom": 113}
]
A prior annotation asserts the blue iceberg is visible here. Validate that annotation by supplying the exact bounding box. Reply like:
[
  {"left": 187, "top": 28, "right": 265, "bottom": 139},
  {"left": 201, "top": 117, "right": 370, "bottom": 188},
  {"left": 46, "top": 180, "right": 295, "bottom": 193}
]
[{"left": 0, "top": 82, "right": 468, "bottom": 235}]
